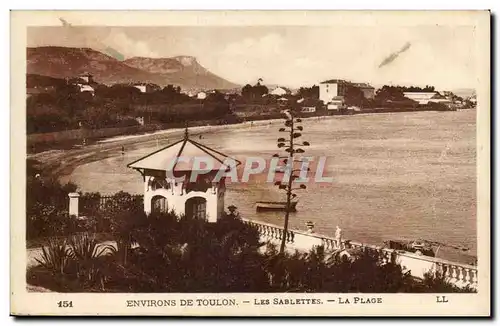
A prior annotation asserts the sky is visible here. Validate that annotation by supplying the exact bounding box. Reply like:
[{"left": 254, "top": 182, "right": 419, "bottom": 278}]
[{"left": 27, "top": 24, "right": 478, "bottom": 91}]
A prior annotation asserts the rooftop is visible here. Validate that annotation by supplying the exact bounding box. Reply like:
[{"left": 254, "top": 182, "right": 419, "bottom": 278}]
[
  {"left": 352, "top": 82, "right": 374, "bottom": 89},
  {"left": 127, "top": 128, "right": 241, "bottom": 173},
  {"left": 320, "top": 79, "right": 350, "bottom": 84}
]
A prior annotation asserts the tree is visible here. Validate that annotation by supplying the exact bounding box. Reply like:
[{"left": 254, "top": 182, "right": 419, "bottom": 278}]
[
  {"left": 241, "top": 83, "right": 269, "bottom": 101},
  {"left": 375, "top": 85, "right": 406, "bottom": 102},
  {"left": 344, "top": 84, "right": 366, "bottom": 107},
  {"left": 297, "top": 85, "right": 319, "bottom": 99},
  {"left": 273, "top": 110, "right": 310, "bottom": 254}
]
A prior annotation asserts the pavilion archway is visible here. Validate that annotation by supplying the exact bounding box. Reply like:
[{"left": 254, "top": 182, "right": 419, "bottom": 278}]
[
  {"left": 185, "top": 196, "right": 207, "bottom": 220},
  {"left": 151, "top": 195, "right": 168, "bottom": 214}
]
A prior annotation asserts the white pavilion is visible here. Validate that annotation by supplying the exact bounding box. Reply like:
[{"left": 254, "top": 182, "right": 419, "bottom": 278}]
[{"left": 127, "top": 128, "right": 241, "bottom": 222}]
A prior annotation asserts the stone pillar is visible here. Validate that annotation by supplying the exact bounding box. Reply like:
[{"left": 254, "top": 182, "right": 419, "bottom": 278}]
[
  {"left": 144, "top": 177, "right": 151, "bottom": 215},
  {"left": 206, "top": 193, "right": 218, "bottom": 223},
  {"left": 144, "top": 193, "right": 152, "bottom": 215},
  {"left": 68, "top": 192, "right": 80, "bottom": 217}
]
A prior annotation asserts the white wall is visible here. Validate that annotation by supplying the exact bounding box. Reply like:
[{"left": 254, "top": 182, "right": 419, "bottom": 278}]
[
  {"left": 319, "top": 83, "right": 338, "bottom": 103},
  {"left": 403, "top": 92, "right": 437, "bottom": 104},
  {"left": 270, "top": 87, "right": 288, "bottom": 96},
  {"left": 301, "top": 107, "right": 316, "bottom": 113},
  {"left": 327, "top": 103, "right": 341, "bottom": 111},
  {"left": 143, "top": 175, "right": 222, "bottom": 222},
  {"left": 134, "top": 85, "right": 147, "bottom": 93}
]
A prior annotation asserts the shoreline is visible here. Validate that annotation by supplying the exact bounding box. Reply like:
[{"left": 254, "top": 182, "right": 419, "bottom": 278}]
[
  {"left": 28, "top": 106, "right": 464, "bottom": 153},
  {"left": 29, "top": 109, "right": 466, "bottom": 181}
]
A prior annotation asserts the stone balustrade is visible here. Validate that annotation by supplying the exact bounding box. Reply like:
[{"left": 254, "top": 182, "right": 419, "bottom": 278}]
[
  {"left": 242, "top": 219, "right": 295, "bottom": 244},
  {"left": 241, "top": 218, "right": 478, "bottom": 289}
]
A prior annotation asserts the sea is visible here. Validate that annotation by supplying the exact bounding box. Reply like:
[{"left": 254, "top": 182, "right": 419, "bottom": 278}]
[{"left": 67, "top": 110, "right": 477, "bottom": 263}]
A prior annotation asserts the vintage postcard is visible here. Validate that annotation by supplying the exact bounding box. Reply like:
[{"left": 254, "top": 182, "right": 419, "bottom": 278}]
[{"left": 10, "top": 10, "right": 490, "bottom": 316}]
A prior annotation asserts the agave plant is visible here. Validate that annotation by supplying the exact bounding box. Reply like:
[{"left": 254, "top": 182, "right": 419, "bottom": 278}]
[
  {"left": 35, "top": 238, "right": 71, "bottom": 275},
  {"left": 67, "top": 232, "right": 109, "bottom": 262},
  {"left": 67, "top": 233, "right": 112, "bottom": 290}
]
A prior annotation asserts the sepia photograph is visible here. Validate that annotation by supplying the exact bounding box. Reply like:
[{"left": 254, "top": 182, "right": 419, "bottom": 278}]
[{"left": 10, "top": 10, "right": 491, "bottom": 316}]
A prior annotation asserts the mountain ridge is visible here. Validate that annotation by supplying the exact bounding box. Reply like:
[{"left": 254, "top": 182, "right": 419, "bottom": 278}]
[{"left": 27, "top": 46, "right": 239, "bottom": 91}]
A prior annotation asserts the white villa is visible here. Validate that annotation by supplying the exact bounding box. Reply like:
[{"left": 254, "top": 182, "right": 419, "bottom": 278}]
[
  {"left": 78, "top": 72, "right": 94, "bottom": 84},
  {"left": 77, "top": 84, "right": 95, "bottom": 96},
  {"left": 127, "top": 129, "right": 241, "bottom": 222},
  {"left": 197, "top": 91, "right": 207, "bottom": 100},
  {"left": 327, "top": 96, "right": 345, "bottom": 111},
  {"left": 133, "top": 84, "right": 148, "bottom": 93},
  {"left": 403, "top": 92, "right": 451, "bottom": 105},
  {"left": 269, "top": 86, "right": 291, "bottom": 97}
]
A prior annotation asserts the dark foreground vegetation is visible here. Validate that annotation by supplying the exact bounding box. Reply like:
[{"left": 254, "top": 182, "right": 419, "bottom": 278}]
[
  {"left": 26, "top": 167, "right": 474, "bottom": 293},
  {"left": 27, "top": 212, "right": 475, "bottom": 293}
]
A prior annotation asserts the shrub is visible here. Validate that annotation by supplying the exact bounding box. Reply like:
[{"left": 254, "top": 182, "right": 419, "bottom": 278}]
[
  {"left": 27, "top": 211, "right": 476, "bottom": 293},
  {"left": 27, "top": 203, "right": 77, "bottom": 240},
  {"left": 67, "top": 233, "right": 112, "bottom": 290},
  {"left": 26, "top": 167, "right": 79, "bottom": 240},
  {"left": 35, "top": 238, "right": 71, "bottom": 275}
]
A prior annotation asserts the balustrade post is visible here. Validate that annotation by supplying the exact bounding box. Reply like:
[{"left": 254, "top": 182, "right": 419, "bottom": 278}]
[
  {"left": 457, "top": 267, "right": 464, "bottom": 284},
  {"left": 472, "top": 269, "right": 478, "bottom": 286},
  {"left": 450, "top": 265, "right": 458, "bottom": 283},
  {"left": 463, "top": 268, "right": 471, "bottom": 284}
]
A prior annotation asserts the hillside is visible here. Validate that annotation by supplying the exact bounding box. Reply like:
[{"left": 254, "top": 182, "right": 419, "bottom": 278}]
[
  {"left": 27, "top": 74, "right": 67, "bottom": 88},
  {"left": 27, "top": 46, "right": 238, "bottom": 90},
  {"left": 27, "top": 46, "right": 158, "bottom": 85},
  {"left": 122, "top": 56, "right": 238, "bottom": 90}
]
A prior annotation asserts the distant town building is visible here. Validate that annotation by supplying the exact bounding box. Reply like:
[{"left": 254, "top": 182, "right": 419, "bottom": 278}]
[
  {"left": 133, "top": 83, "right": 161, "bottom": 93},
  {"left": 78, "top": 72, "right": 94, "bottom": 84},
  {"left": 270, "top": 86, "right": 291, "bottom": 96},
  {"left": 298, "top": 98, "right": 320, "bottom": 113},
  {"left": 403, "top": 92, "right": 436, "bottom": 104},
  {"left": 77, "top": 84, "right": 95, "bottom": 96},
  {"left": 352, "top": 82, "right": 375, "bottom": 99},
  {"left": 320, "top": 79, "right": 375, "bottom": 103},
  {"left": 402, "top": 92, "right": 452, "bottom": 105},
  {"left": 134, "top": 84, "right": 148, "bottom": 93},
  {"left": 327, "top": 96, "right": 345, "bottom": 111},
  {"left": 197, "top": 91, "right": 207, "bottom": 100},
  {"left": 136, "top": 116, "right": 145, "bottom": 126},
  {"left": 300, "top": 106, "right": 316, "bottom": 113},
  {"left": 26, "top": 86, "right": 56, "bottom": 98},
  {"left": 319, "top": 79, "right": 349, "bottom": 104}
]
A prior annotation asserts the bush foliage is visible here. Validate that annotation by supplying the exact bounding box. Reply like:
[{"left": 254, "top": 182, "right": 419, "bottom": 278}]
[{"left": 27, "top": 209, "right": 475, "bottom": 293}]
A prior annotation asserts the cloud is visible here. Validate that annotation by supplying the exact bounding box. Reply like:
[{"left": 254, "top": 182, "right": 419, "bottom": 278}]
[
  {"left": 206, "top": 33, "right": 289, "bottom": 85},
  {"left": 104, "top": 31, "right": 160, "bottom": 59},
  {"left": 223, "top": 33, "right": 285, "bottom": 58},
  {"left": 54, "top": 18, "right": 126, "bottom": 60}
]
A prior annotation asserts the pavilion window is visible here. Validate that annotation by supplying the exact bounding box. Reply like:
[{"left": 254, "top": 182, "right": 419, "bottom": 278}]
[
  {"left": 185, "top": 197, "right": 207, "bottom": 220},
  {"left": 150, "top": 178, "right": 171, "bottom": 191}
]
